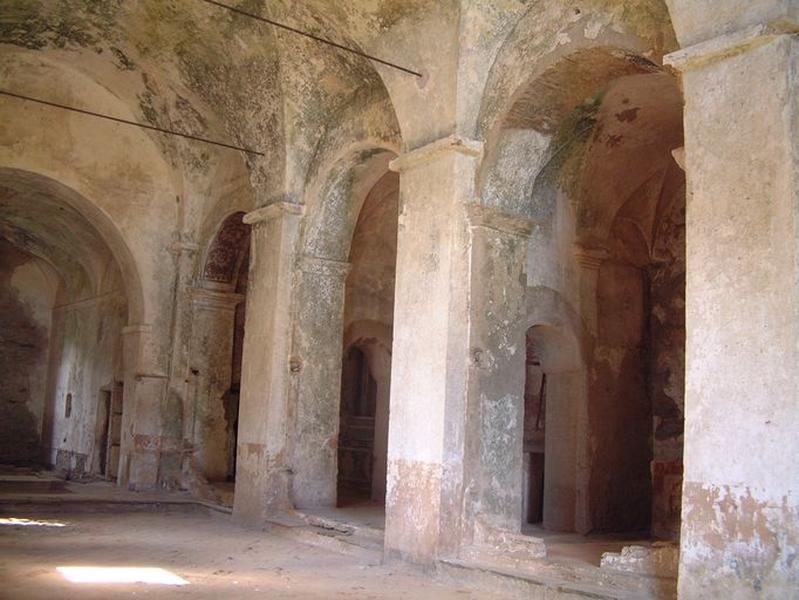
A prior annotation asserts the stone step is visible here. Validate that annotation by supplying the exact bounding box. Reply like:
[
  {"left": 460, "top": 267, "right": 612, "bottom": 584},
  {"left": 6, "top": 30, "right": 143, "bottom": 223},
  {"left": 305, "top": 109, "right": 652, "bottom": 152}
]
[
  {"left": 267, "top": 513, "right": 383, "bottom": 562},
  {"left": 438, "top": 557, "right": 646, "bottom": 600},
  {"left": 0, "top": 465, "right": 37, "bottom": 476},
  {"left": 285, "top": 525, "right": 383, "bottom": 561},
  {"left": 209, "top": 483, "right": 235, "bottom": 508},
  {"left": 0, "top": 475, "right": 67, "bottom": 494},
  {"left": 296, "top": 510, "right": 385, "bottom": 544},
  {"left": 599, "top": 543, "right": 679, "bottom": 580},
  {"left": 468, "top": 522, "right": 548, "bottom": 566}
]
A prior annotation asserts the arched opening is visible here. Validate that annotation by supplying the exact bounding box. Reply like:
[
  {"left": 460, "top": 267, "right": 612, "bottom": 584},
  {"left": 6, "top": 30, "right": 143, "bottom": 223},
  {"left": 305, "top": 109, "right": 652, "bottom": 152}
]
[
  {"left": 534, "top": 68, "right": 685, "bottom": 539},
  {"left": 521, "top": 324, "right": 584, "bottom": 534},
  {"left": 568, "top": 72, "right": 685, "bottom": 539},
  {"left": 187, "top": 211, "right": 250, "bottom": 505},
  {"left": 336, "top": 171, "right": 398, "bottom": 511},
  {"left": 337, "top": 345, "right": 377, "bottom": 502},
  {"left": 228, "top": 243, "right": 249, "bottom": 484},
  {"left": 485, "top": 48, "right": 685, "bottom": 549},
  {"left": 0, "top": 171, "right": 132, "bottom": 481}
]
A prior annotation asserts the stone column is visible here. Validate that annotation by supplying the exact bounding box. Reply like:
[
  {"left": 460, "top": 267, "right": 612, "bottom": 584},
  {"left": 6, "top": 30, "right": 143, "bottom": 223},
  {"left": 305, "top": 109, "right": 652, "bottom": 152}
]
[
  {"left": 461, "top": 204, "right": 533, "bottom": 542},
  {"left": 163, "top": 239, "right": 199, "bottom": 488},
  {"left": 119, "top": 323, "right": 170, "bottom": 489},
  {"left": 585, "top": 242, "right": 652, "bottom": 533},
  {"left": 573, "top": 245, "right": 608, "bottom": 338},
  {"left": 370, "top": 347, "right": 392, "bottom": 504},
  {"left": 384, "top": 135, "right": 482, "bottom": 563},
  {"left": 570, "top": 246, "right": 607, "bottom": 534},
  {"left": 289, "top": 255, "right": 350, "bottom": 508},
  {"left": 665, "top": 16, "right": 799, "bottom": 598},
  {"left": 187, "top": 287, "right": 243, "bottom": 481},
  {"left": 116, "top": 241, "right": 195, "bottom": 491},
  {"left": 233, "top": 201, "right": 303, "bottom": 524}
]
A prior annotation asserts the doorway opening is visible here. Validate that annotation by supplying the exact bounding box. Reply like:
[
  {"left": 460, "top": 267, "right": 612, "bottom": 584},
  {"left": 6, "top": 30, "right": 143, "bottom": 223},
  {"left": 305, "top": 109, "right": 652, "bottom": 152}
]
[
  {"left": 334, "top": 170, "right": 398, "bottom": 518},
  {"left": 523, "top": 330, "right": 546, "bottom": 526},
  {"left": 337, "top": 345, "right": 378, "bottom": 504},
  {"left": 519, "top": 324, "right": 584, "bottom": 534},
  {"left": 94, "top": 384, "right": 123, "bottom": 480},
  {"left": 224, "top": 242, "right": 248, "bottom": 486}
]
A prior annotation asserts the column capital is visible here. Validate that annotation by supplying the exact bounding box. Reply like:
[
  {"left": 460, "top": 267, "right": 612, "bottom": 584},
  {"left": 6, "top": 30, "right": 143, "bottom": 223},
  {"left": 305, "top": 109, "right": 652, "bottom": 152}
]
[
  {"left": 244, "top": 201, "right": 304, "bottom": 227},
  {"left": 465, "top": 203, "right": 535, "bottom": 238},
  {"left": 168, "top": 238, "right": 200, "bottom": 256},
  {"left": 122, "top": 323, "right": 153, "bottom": 337},
  {"left": 389, "top": 135, "right": 483, "bottom": 173},
  {"left": 665, "top": 19, "right": 799, "bottom": 71},
  {"left": 573, "top": 245, "right": 609, "bottom": 270},
  {"left": 671, "top": 146, "right": 686, "bottom": 172},
  {"left": 299, "top": 255, "right": 351, "bottom": 280},
  {"left": 190, "top": 287, "right": 244, "bottom": 312}
]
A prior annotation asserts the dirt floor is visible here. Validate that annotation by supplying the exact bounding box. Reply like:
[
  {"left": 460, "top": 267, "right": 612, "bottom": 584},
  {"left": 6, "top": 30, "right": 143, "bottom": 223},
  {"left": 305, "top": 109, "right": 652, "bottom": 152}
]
[{"left": 0, "top": 507, "right": 510, "bottom": 600}]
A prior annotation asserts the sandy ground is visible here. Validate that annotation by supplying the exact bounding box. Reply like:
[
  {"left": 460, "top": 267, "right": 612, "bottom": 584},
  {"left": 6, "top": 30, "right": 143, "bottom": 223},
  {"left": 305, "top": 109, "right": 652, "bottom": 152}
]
[{"left": 0, "top": 507, "right": 510, "bottom": 600}]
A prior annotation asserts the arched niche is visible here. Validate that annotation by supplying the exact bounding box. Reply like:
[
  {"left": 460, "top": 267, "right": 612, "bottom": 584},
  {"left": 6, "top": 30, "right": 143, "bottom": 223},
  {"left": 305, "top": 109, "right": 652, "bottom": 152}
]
[
  {"left": 290, "top": 146, "right": 399, "bottom": 511},
  {"left": 200, "top": 212, "right": 251, "bottom": 291},
  {"left": 521, "top": 323, "right": 586, "bottom": 533},
  {"left": 186, "top": 211, "right": 251, "bottom": 498}
]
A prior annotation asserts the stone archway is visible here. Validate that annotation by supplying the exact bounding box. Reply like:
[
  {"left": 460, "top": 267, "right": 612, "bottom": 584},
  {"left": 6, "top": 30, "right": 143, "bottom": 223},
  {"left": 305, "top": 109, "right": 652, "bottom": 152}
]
[
  {"left": 186, "top": 212, "right": 250, "bottom": 503},
  {"left": 524, "top": 68, "right": 685, "bottom": 538},
  {"left": 566, "top": 72, "right": 685, "bottom": 538},
  {"left": 290, "top": 149, "right": 398, "bottom": 511},
  {"left": 0, "top": 170, "right": 136, "bottom": 481},
  {"left": 476, "top": 43, "right": 686, "bottom": 543},
  {"left": 336, "top": 170, "right": 398, "bottom": 508}
]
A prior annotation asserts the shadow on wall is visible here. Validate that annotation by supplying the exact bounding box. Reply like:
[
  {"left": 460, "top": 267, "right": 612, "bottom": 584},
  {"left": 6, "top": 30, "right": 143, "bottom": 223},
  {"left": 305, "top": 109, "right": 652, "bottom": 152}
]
[{"left": 0, "top": 240, "right": 55, "bottom": 466}]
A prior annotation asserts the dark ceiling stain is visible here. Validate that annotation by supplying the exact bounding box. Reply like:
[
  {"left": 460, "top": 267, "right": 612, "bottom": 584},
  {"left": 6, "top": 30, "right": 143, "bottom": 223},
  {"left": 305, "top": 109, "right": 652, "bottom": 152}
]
[{"left": 616, "top": 107, "right": 640, "bottom": 122}]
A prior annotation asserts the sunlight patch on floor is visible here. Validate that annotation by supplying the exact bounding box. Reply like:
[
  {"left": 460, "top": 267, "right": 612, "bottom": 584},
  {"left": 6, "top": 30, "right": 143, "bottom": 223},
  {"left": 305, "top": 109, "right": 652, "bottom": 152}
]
[
  {"left": 57, "top": 566, "right": 189, "bottom": 585},
  {"left": 0, "top": 517, "right": 67, "bottom": 527}
]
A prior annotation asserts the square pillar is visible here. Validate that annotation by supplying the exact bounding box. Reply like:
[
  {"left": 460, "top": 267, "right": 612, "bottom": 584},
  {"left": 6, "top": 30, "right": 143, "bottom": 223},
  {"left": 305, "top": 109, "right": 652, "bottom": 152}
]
[
  {"left": 666, "top": 22, "right": 799, "bottom": 597},
  {"left": 187, "top": 288, "right": 243, "bottom": 481},
  {"left": 384, "top": 135, "right": 482, "bottom": 563},
  {"left": 119, "top": 323, "right": 169, "bottom": 489},
  {"left": 233, "top": 201, "right": 303, "bottom": 524},
  {"left": 119, "top": 241, "right": 197, "bottom": 491},
  {"left": 163, "top": 240, "right": 200, "bottom": 488},
  {"left": 569, "top": 247, "right": 608, "bottom": 534},
  {"left": 461, "top": 204, "right": 534, "bottom": 541},
  {"left": 290, "top": 255, "right": 351, "bottom": 508}
]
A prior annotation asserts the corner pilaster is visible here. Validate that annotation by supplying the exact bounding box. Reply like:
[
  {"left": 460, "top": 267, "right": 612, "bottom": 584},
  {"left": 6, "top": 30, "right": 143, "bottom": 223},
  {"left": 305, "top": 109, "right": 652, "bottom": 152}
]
[
  {"left": 665, "top": 18, "right": 799, "bottom": 598},
  {"left": 233, "top": 200, "right": 304, "bottom": 524}
]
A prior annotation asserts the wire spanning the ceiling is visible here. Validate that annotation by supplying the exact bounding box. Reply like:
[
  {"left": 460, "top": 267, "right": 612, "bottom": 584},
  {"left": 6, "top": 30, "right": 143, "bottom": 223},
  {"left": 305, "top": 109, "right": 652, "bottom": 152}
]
[
  {"left": 0, "top": 89, "right": 264, "bottom": 157},
  {"left": 0, "top": 3, "right": 422, "bottom": 155},
  {"left": 197, "top": 0, "right": 423, "bottom": 78}
]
